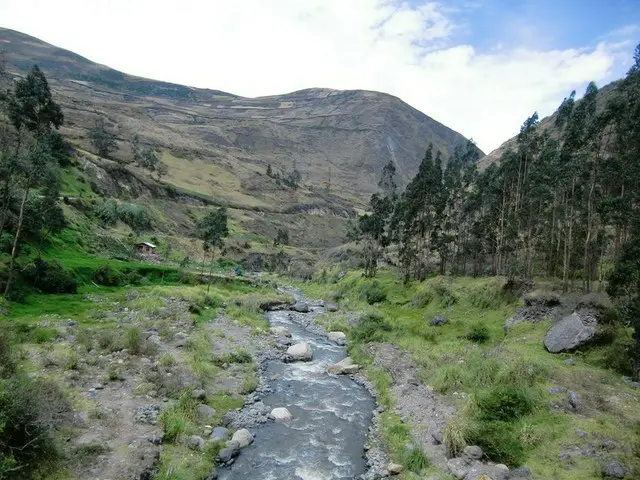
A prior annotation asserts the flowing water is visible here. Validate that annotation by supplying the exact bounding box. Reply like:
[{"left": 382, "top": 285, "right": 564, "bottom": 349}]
[{"left": 219, "top": 295, "right": 375, "bottom": 480}]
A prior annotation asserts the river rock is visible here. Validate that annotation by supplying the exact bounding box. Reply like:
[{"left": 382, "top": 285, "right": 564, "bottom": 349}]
[
  {"left": 544, "top": 312, "right": 597, "bottom": 353},
  {"left": 328, "top": 357, "right": 360, "bottom": 375},
  {"left": 430, "top": 314, "right": 449, "bottom": 326},
  {"left": 387, "top": 463, "right": 403, "bottom": 475},
  {"left": 270, "top": 326, "right": 292, "bottom": 338},
  {"left": 286, "top": 342, "right": 313, "bottom": 361},
  {"left": 187, "top": 435, "right": 205, "bottom": 450},
  {"left": 197, "top": 404, "right": 216, "bottom": 418},
  {"left": 192, "top": 388, "right": 206, "bottom": 400},
  {"left": 211, "top": 427, "right": 230, "bottom": 441},
  {"left": 218, "top": 441, "right": 240, "bottom": 463},
  {"left": 328, "top": 331, "right": 347, "bottom": 345},
  {"left": 292, "top": 302, "right": 310, "bottom": 313},
  {"left": 270, "top": 407, "right": 293, "bottom": 422},
  {"left": 463, "top": 445, "right": 483, "bottom": 461},
  {"left": 231, "top": 429, "right": 253, "bottom": 448}
]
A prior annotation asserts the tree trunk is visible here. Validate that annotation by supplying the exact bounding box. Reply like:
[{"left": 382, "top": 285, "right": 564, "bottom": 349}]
[
  {"left": 206, "top": 248, "right": 215, "bottom": 294},
  {"left": 4, "top": 181, "right": 30, "bottom": 295},
  {"left": 562, "top": 177, "right": 576, "bottom": 292}
]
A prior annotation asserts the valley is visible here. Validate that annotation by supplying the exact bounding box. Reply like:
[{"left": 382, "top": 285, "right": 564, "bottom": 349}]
[{"left": 0, "top": 25, "right": 639, "bottom": 480}]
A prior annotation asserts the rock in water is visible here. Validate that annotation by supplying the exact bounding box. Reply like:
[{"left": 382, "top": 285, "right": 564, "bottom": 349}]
[
  {"left": 270, "top": 407, "right": 293, "bottom": 422},
  {"left": 328, "top": 357, "right": 360, "bottom": 375},
  {"left": 430, "top": 314, "right": 449, "bottom": 326},
  {"left": 544, "top": 312, "right": 597, "bottom": 353},
  {"left": 328, "top": 331, "right": 347, "bottom": 345},
  {"left": 270, "top": 326, "right": 292, "bottom": 338},
  {"left": 292, "top": 302, "right": 310, "bottom": 313},
  {"left": 286, "top": 343, "right": 313, "bottom": 361},
  {"left": 231, "top": 429, "right": 254, "bottom": 448}
]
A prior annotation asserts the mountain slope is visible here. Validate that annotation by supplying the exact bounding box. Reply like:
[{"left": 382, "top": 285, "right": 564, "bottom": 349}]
[{"left": 0, "top": 27, "right": 481, "bottom": 206}]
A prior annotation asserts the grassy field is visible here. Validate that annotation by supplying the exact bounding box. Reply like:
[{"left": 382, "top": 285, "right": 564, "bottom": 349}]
[{"left": 298, "top": 270, "right": 640, "bottom": 479}]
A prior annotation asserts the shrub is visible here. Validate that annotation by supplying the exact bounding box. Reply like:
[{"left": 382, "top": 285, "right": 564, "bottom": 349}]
[
  {"left": 0, "top": 333, "right": 16, "bottom": 379},
  {"left": 469, "top": 281, "right": 504, "bottom": 309},
  {"left": 476, "top": 386, "right": 538, "bottom": 422},
  {"left": 433, "top": 365, "right": 465, "bottom": 393},
  {"left": 124, "top": 326, "right": 144, "bottom": 355},
  {"left": 362, "top": 282, "right": 387, "bottom": 305},
  {"left": 466, "top": 420, "right": 525, "bottom": 467},
  {"left": 240, "top": 373, "right": 259, "bottom": 394},
  {"left": 404, "top": 447, "right": 429, "bottom": 473},
  {"left": 22, "top": 259, "right": 77, "bottom": 294},
  {"left": 213, "top": 349, "right": 253, "bottom": 366},
  {"left": 93, "top": 264, "right": 124, "bottom": 286},
  {"left": 443, "top": 416, "right": 469, "bottom": 457},
  {"left": 411, "top": 290, "right": 433, "bottom": 308},
  {"left": 431, "top": 278, "right": 458, "bottom": 306},
  {"left": 466, "top": 324, "right": 490, "bottom": 344},
  {"left": 352, "top": 313, "right": 392, "bottom": 343},
  {"left": 0, "top": 375, "right": 72, "bottom": 477},
  {"left": 97, "top": 329, "right": 119, "bottom": 352}
]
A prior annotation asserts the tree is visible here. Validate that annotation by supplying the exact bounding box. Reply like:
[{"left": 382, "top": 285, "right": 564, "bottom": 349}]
[
  {"left": 197, "top": 207, "right": 229, "bottom": 292},
  {"left": 88, "top": 117, "right": 118, "bottom": 158},
  {"left": 131, "top": 135, "right": 159, "bottom": 174},
  {"left": 273, "top": 228, "right": 289, "bottom": 247},
  {"left": 266, "top": 164, "right": 273, "bottom": 177},
  {"left": 378, "top": 160, "right": 397, "bottom": 199}
]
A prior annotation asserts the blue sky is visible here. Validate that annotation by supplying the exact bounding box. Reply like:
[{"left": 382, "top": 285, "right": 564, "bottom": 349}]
[{"left": 0, "top": 0, "right": 638, "bottom": 152}]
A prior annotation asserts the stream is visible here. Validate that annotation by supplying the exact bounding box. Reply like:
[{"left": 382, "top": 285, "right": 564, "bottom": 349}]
[{"left": 219, "top": 292, "right": 375, "bottom": 479}]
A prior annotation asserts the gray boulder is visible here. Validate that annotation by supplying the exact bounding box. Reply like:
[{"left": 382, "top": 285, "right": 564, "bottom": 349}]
[
  {"left": 510, "top": 466, "right": 533, "bottom": 479},
  {"left": 328, "top": 357, "right": 360, "bottom": 375},
  {"left": 544, "top": 312, "right": 597, "bottom": 353},
  {"left": 430, "top": 314, "right": 449, "bottom": 326},
  {"left": 286, "top": 343, "right": 313, "bottom": 361},
  {"left": 187, "top": 435, "right": 205, "bottom": 450},
  {"left": 603, "top": 461, "right": 626, "bottom": 478},
  {"left": 197, "top": 404, "right": 216, "bottom": 418},
  {"left": 463, "top": 445, "right": 483, "bottom": 461},
  {"left": 568, "top": 391, "right": 581, "bottom": 411},
  {"left": 211, "top": 427, "right": 230, "bottom": 442},
  {"left": 270, "top": 407, "right": 293, "bottom": 422},
  {"left": 231, "top": 429, "right": 253, "bottom": 448},
  {"left": 218, "top": 441, "right": 240, "bottom": 463},
  {"left": 270, "top": 326, "right": 292, "bottom": 338},
  {"left": 328, "top": 331, "right": 347, "bottom": 345},
  {"left": 292, "top": 302, "right": 310, "bottom": 313},
  {"left": 326, "top": 302, "right": 340, "bottom": 312}
]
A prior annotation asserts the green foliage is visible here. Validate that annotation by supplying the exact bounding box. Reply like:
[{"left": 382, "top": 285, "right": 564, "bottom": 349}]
[
  {"left": 213, "top": 349, "right": 252, "bottom": 366},
  {"left": 404, "top": 447, "right": 429, "bottom": 473},
  {"left": 93, "top": 200, "right": 152, "bottom": 232},
  {"left": 21, "top": 259, "right": 77, "bottom": 294},
  {"left": 411, "top": 289, "right": 433, "bottom": 308},
  {"left": 361, "top": 281, "right": 387, "bottom": 304},
  {"left": 352, "top": 312, "right": 392, "bottom": 343},
  {"left": 466, "top": 323, "right": 491, "bottom": 344},
  {"left": 124, "top": 326, "right": 151, "bottom": 356},
  {"left": 159, "top": 391, "right": 198, "bottom": 442},
  {"left": 0, "top": 375, "right": 71, "bottom": 478},
  {"left": 475, "top": 386, "right": 538, "bottom": 422},
  {"left": 433, "top": 365, "right": 465, "bottom": 393},
  {"left": 466, "top": 420, "right": 526, "bottom": 467},
  {"left": 88, "top": 117, "right": 118, "bottom": 158},
  {"left": 93, "top": 264, "right": 124, "bottom": 286}
]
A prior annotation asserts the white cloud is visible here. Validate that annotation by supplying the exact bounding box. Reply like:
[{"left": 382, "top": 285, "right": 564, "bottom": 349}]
[{"left": 0, "top": 0, "right": 634, "bottom": 152}]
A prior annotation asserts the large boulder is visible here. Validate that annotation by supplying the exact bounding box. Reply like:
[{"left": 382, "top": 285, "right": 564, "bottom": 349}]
[
  {"left": 197, "top": 404, "right": 216, "bottom": 419},
  {"left": 286, "top": 343, "right": 313, "bottom": 361},
  {"left": 210, "top": 426, "right": 230, "bottom": 442},
  {"left": 292, "top": 302, "right": 310, "bottom": 313},
  {"left": 270, "top": 407, "right": 293, "bottom": 422},
  {"left": 328, "top": 331, "right": 347, "bottom": 345},
  {"left": 326, "top": 302, "right": 340, "bottom": 312},
  {"left": 270, "top": 326, "right": 292, "bottom": 338},
  {"left": 505, "top": 292, "right": 562, "bottom": 330},
  {"left": 231, "top": 429, "right": 253, "bottom": 448},
  {"left": 328, "top": 357, "right": 360, "bottom": 375},
  {"left": 544, "top": 312, "right": 597, "bottom": 353}
]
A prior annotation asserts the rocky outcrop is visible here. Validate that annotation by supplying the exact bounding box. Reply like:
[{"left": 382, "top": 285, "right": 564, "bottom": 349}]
[
  {"left": 284, "top": 342, "right": 313, "bottom": 362},
  {"left": 504, "top": 292, "right": 562, "bottom": 330},
  {"left": 544, "top": 312, "right": 597, "bottom": 353},
  {"left": 328, "top": 357, "right": 360, "bottom": 375},
  {"left": 328, "top": 331, "right": 347, "bottom": 345}
]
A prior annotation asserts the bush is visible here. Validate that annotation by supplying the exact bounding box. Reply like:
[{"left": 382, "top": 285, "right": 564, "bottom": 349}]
[
  {"left": 404, "top": 447, "right": 429, "bottom": 473},
  {"left": 362, "top": 282, "right": 387, "bottom": 305},
  {"left": 433, "top": 365, "right": 465, "bottom": 393},
  {"left": 467, "top": 420, "right": 525, "bottom": 467},
  {"left": 411, "top": 290, "right": 433, "bottom": 308},
  {"left": 0, "top": 375, "right": 72, "bottom": 477},
  {"left": 466, "top": 324, "right": 490, "bottom": 344},
  {"left": 476, "top": 386, "right": 538, "bottom": 422},
  {"left": 352, "top": 313, "right": 392, "bottom": 343},
  {"left": 124, "top": 326, "right": 144, "bottom": 355},
  {"left": 0, "top": 333, "right": 16, "bottom": 379},
  {"left": 93, "top": 264, "right": 124, "bottom": 286},
  {"left": 22, "top": 259, "right": 77, "bottom": 294}
]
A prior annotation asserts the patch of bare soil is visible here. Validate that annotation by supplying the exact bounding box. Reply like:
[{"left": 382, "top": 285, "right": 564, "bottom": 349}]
[{"left": 366, "top": 342, "right": 456, "bottom": 470}]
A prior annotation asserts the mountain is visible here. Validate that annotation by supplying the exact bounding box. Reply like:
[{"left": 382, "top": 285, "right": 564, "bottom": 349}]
[{"left": 0, "top": 27, "right": 481, "bottom": 250}]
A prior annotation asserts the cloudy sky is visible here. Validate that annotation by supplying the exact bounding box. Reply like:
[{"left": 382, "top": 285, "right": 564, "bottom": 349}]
[{"left": 1, "top": 0, "right": 639, "bottom": 153}]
